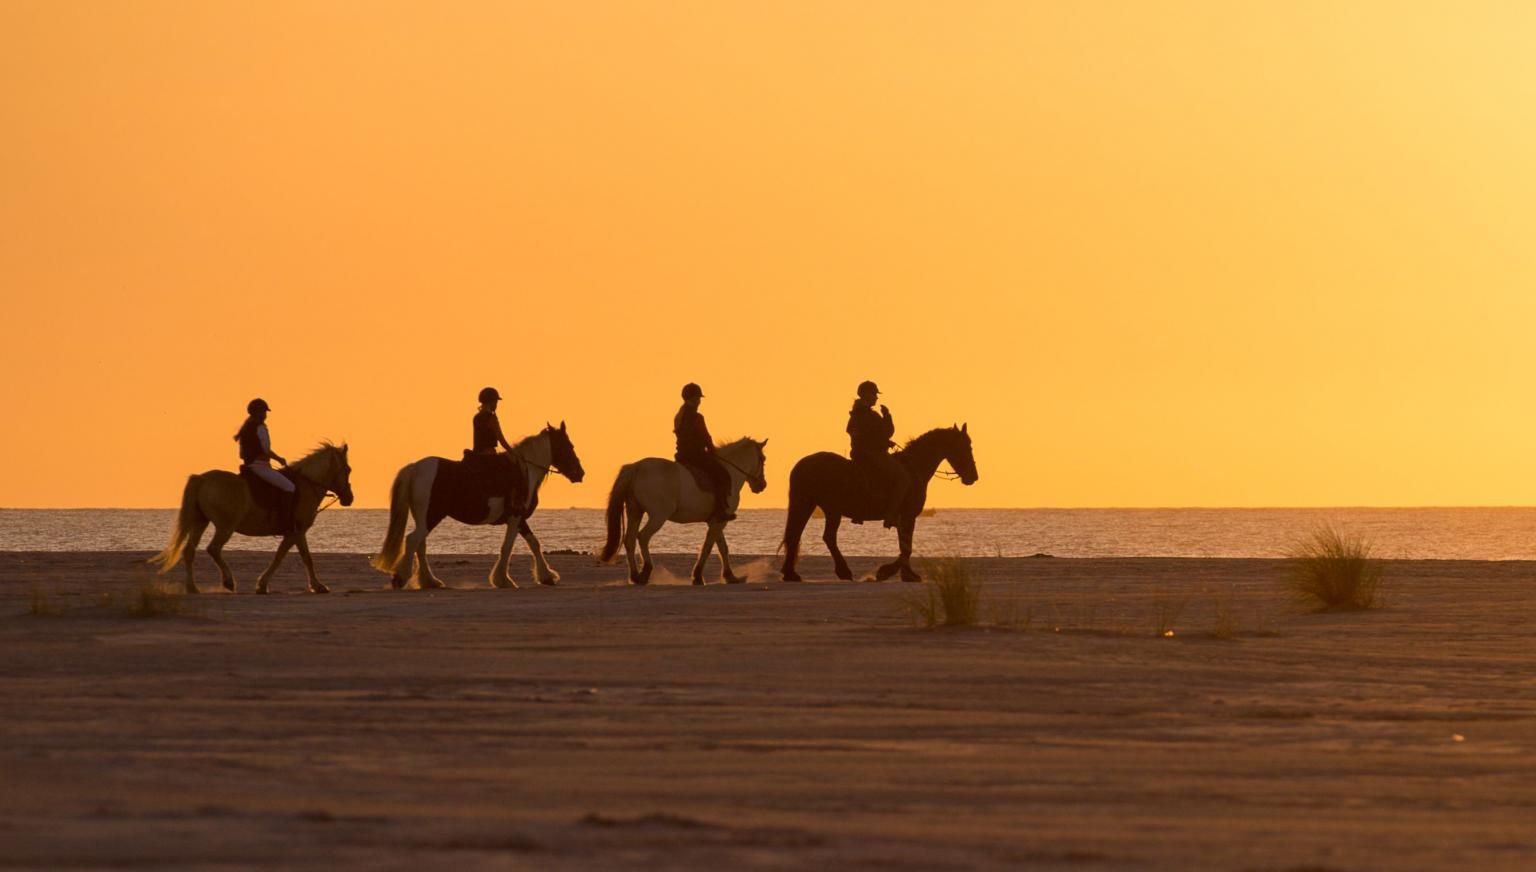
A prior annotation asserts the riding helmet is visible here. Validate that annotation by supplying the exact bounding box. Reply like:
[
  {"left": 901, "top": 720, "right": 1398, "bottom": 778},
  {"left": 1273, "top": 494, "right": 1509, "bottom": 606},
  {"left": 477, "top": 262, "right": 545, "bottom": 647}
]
[
  {"left": 479, "top": 387, "right": 502, "bottom": 404},
  {"left": 247, "top": 398, "right": 270, "bottom": 414},
  {"left": 681, "top": 383, "right": 704, "bottom": 400},
  {"left": 857, "top": 380, "right": 880, "bottom": 399}
]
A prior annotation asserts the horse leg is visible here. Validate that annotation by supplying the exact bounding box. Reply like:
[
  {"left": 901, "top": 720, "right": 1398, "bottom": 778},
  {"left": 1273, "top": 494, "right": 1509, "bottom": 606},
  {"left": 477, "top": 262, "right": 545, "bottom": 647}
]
[
  {"left": 780, "top": 496, "right": 814, "bottom": 583},
  {"left": 416, "top": 534, "right": 446, "bottom": 589},
  {"left": 823, "top": 514, "right": 854, "bottom": 581},
  {"left": 490, "top": 520, "right": 520, "bottom": 589},
  {"left": 255, "top": 535, "right": 295, "bottom": 594},
  {"left": 294, "top": 534, "right": 328, "bottom": 594},
  {"left": 206, "top": 526, "right": 237, "bottom": 593},
  {"left": 635, "top": 514, "right": 666, "bottom": 586},
  {"left": 623, "top": 501, "right": 643, "bottom": 584},
  {"left": 898, "top": 517, "right": 921, "bottom": 583},
  {"left": 691, "top": 525, "right": 717, "bottom": 585},
  {"left": 717, "top": 526, "right": 746, "bottom": 584},
  {"left": 183, "top": 518, "right": 209, "bottom": 594},
  {"left": 521, "top": 523, "right": 559, "bottom": 585}
]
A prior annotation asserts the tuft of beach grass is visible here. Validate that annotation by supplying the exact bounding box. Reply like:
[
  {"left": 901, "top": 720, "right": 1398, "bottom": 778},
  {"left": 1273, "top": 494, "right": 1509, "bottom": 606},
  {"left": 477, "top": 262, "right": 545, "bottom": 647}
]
[
  {"left": 901, "top": 557, "right": 982, "bottom": 628},
  {"left": 1285, "top": 525, "right": 1385, "bottom": 611}
]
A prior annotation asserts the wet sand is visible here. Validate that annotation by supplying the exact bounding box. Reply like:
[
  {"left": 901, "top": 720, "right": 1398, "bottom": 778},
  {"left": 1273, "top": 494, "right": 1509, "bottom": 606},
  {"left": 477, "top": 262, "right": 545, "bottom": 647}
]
[{"left": 2, "top": 551, "right": 1534, "bottom": 870}]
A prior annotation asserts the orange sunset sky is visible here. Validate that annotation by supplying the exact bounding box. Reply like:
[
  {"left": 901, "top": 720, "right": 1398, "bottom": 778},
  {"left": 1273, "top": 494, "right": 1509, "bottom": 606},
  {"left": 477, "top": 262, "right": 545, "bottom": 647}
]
[{"left": 3, "top": 1, "right": 1535, "bottom": 509}]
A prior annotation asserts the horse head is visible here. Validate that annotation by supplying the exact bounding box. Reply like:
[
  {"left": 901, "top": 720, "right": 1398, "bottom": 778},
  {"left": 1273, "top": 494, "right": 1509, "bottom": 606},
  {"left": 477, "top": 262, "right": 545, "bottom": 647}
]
[
  {"left": 945, "top": 423, "right": 978, "bottom": 485},
  {"left": 722, "top": 437, "right": 768, "bottom": 494},
  {"left": 545, "top": 420, "right": 585, "bottom": 483},
  {"left": 294, "top": 442, "right": 354, "bottom": 506}
]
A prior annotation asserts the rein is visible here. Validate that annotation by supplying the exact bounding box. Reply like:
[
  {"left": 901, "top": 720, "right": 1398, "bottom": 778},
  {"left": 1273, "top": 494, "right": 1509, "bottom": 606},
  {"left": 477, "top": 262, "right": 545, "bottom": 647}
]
[{"left": 713, "top": 451, "right": 761, "bottom": 483}]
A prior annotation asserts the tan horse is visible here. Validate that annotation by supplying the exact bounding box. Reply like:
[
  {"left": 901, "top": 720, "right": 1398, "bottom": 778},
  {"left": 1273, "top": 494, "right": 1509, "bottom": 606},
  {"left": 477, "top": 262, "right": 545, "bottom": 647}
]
[
  {"left": 598, "top": 437, "right": 767, "bottom": 585},
  {"left": 149, "top": 442, "right": 354, "bottom": 594}
]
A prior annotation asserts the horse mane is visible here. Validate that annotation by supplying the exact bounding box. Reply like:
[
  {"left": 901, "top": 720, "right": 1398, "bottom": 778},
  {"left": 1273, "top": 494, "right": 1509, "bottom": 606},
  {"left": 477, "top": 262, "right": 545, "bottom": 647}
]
[
  {"left": 896, "top": 427, "right": 959, "bottom": 457},
  {"left": 715, "top": 436, "right": 761, "bottom": 454},
  {"left": 289, "top": 440, "right": 346, "bottom": 478}
]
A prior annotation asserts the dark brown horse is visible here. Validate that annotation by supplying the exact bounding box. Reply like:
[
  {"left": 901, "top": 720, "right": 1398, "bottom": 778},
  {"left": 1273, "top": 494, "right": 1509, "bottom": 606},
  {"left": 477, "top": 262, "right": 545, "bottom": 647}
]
[{"left": 780, "top": 425, "right": 977, "bottom": 583}]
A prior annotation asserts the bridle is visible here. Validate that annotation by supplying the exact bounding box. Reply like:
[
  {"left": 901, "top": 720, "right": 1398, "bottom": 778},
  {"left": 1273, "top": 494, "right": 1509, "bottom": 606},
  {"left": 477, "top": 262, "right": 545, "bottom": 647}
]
[{"left": 714, "top": 446, "right": 765, "bottom": 488}]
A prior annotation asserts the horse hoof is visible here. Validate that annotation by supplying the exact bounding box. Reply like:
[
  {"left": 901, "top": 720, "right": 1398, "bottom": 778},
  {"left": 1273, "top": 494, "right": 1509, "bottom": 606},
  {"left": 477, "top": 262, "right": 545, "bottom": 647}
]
[
  {"left": 390, "top": 576, "right": 407, "bottom": 591},
  {"left": 221, "top": 579, "right": 234, "bottom": 592},
  {"left": 900, "top": 573, "right": 922, "bottom": 584},
  {"left": 781, "top": 571, "right": 802, "bottom": 583},
  {"left": 310, "top": 583, "right": 330, "bottom": 594},
  {"left": 492, "top": 577, "right": 519, "bottom": 590},
  {"left": 874, "top": 565, "right": 899, "bottom": 581},
  {"left": 835, "top": 571, "right": 854, "bottom": 582},
  {"left": 255, "top": 587, "right": 269, "bottom": 596},
  {"left": 420, "top": 578, "right": 446, "bottom": 590},
  {"left": 538, "top": 573, "right": 559, "bottom": 586},
  {"left": 724, "top": 575, "right": 746, "bottom": 585},
  {"left": 185, "top": 585, "right": 200, "bottom": 595},
  {"left": 691, "top": 575, "right": 705, "bottom": 586}
]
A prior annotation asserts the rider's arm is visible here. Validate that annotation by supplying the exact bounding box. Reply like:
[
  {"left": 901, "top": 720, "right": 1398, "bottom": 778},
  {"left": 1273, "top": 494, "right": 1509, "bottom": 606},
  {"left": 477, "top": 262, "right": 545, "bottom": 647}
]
[
  {"left": 260, "top": 426, "right": 287, "bottom": 466},
  {"left": 494, "top": 418, "right": 514, "bottom": 452}
]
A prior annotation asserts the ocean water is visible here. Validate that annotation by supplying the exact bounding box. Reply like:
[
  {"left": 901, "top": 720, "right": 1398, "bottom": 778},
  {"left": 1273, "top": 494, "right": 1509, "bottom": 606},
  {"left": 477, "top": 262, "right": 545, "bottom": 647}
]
[{"left": 1, "top": 507, "right": 1533, "bottom": 560}]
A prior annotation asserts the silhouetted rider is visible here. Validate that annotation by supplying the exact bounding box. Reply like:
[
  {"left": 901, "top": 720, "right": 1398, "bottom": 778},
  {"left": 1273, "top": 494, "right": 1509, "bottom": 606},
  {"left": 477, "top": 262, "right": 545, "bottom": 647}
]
[
  {"left": 235, "top": 398, "right": 296, "bottom": 533},
  {"left": 468, "top": 386, "right": 524, "bottom": 519},
  {"left": 674, "top": 383, "right": 733, "bottom": 523},
  {"left": 848, "top": 380, "right": 910, "bottom": 528}
]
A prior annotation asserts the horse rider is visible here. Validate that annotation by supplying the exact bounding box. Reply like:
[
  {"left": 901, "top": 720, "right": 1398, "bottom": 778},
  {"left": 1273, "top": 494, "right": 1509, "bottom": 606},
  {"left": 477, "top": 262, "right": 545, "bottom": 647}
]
[
  {"left": 469, "top": 386, "right": 525, "bottom": 519},
  {"left": 235, "top": 398, "right": 296, "bottom": 533},
  {"left": 847, "top": 380, "right": 910, "bottom": 528},
  {"left": 674, "top": 383, "right": 733, "bottom": 523}
]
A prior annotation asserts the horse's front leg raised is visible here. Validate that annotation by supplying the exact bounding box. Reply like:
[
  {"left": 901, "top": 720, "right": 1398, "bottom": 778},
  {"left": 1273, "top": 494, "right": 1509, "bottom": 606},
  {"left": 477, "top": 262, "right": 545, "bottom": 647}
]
[
  {"left": 691, "top": 525, "right": 718, "bottom": 585},
  {"left": 294, "top": 533, "right": 329, "bottom": 594},
  {"left": 490, "top": 519, "right": 520, "bottom": 589},
  {"left": 716, "top": 526, "right": 746, "bottom": 585},
  {"left": 254, "top": 535, "right": 295, "bottom": 594},
  {"left": 521, "top": 522, "right": 559, "bottom": 586}
]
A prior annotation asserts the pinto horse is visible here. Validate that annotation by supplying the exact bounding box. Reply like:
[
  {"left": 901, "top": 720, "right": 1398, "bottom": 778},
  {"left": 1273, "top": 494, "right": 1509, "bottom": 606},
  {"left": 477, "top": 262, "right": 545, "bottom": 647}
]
[
  {"left": 150, "top": 442, "right": 355, "bottom": 594},
  {"left": 780, "top": 425, "right": 977, "bottom": 583},
  {"left": 372, "top": 423, "right": 584, "bottom": 590},
  {"left": 599, "top": 437, "right": 768, "bottom": 585}
]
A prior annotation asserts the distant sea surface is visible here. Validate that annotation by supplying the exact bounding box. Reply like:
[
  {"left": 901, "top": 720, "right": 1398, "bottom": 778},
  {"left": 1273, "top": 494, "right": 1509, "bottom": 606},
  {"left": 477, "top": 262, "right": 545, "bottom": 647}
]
[{"left": 2, "top": 508, "right": 1533, "bottom": 560}]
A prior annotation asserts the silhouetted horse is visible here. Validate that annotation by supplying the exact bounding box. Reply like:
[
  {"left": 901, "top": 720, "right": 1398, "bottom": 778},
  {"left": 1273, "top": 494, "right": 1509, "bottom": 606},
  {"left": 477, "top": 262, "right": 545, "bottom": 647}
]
[
  {"left": 150, "top": 442, "right": 355, "bottom": 594},
  {"left": 780, "top": 425, "right": 977, "bottom": 583},
  {"left": 599, "top": 438, "right": 768, "bottom": 585},
  {"left": 372, "top": 423, "right": 584, "bottom": 589}
]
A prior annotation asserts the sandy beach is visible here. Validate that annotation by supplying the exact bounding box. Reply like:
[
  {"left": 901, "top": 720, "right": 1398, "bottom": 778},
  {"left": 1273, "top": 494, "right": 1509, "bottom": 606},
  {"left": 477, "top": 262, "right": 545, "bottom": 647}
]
[{"left": 2, "top": 552, "right": 1533, "bottom": 870}]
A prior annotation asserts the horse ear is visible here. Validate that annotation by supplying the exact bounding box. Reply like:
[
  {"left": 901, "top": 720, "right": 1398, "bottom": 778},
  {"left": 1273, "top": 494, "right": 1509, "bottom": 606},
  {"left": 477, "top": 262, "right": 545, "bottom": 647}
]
[
  {"left": 961, "top": 422, "right": 967, "bottom": 434},
  {"left": 560, "top": 420, "right": 566, "bottom": 431}
]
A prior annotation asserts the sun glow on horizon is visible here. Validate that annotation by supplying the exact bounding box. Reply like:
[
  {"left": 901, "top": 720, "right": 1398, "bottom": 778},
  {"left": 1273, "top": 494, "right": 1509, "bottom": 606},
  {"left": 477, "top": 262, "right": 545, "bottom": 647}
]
[{"left": 3, "top": 1, "right": 1536, "bottom": 509}]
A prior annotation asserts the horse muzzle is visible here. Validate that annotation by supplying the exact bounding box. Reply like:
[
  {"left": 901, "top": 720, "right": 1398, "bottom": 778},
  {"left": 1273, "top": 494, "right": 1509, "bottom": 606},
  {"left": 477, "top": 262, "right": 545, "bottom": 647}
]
[
  {"left": 339, "top": 490, "right": 356, "bottom": 506},
  {"left": 750, "top": 478, "right": 767, "bottom": 494}
]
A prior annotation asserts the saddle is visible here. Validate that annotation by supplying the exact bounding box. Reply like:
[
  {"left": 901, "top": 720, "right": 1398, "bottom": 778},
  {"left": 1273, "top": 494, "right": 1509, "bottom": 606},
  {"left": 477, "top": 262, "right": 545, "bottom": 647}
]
[
  {"left": 239, "top": 468, "right": 291, "bottom": 513},
  {"left": 462, "top": 450, "right": 532, "bottom": 522},
  {"left": 679, "top": 460, "right": 714, "bottom": 493}
]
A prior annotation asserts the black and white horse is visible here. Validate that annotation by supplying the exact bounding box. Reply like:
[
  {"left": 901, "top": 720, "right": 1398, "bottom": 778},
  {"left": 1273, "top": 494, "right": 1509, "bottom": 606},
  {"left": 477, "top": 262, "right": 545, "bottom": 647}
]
[{"left": 372, "top": 423, "right": 584, "bottom": 589}]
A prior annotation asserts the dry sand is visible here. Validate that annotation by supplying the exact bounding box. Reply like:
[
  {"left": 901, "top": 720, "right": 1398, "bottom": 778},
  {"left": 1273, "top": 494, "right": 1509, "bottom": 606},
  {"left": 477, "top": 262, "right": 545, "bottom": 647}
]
[{"left": 2, "top": 551, "right": 1533, "bottom": 871}]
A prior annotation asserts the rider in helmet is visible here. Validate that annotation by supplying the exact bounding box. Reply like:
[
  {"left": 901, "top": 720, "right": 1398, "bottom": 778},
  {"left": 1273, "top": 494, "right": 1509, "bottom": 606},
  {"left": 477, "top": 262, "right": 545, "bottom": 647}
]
[
  {"left": 470, "top": 386, "right": 524, "bottom": 520},
  {"left": 674, "top": 383, "right": 734, "bottom": 523},
  {"left": 234, "top": 398, "right": 296, "bottom": 533},
  {"left": 847, "top": 380, "right": 910, "bottom": 528}
]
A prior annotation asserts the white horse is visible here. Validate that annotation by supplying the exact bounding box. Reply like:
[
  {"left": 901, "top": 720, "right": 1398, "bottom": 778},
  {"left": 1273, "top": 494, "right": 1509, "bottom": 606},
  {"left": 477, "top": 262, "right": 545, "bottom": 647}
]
[
  {"left": 599, "top": 437, "right": 768, "bottom": 585},
  {"left": 371, "top": 423, "right": 584, "bottom": 589}
]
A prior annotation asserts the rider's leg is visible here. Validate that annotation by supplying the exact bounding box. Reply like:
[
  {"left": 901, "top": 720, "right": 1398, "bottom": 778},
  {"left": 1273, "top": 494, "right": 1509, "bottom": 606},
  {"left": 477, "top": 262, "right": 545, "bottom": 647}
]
[
  {"left": 708, "top": 459, "right": 735, "bottom": 522},
  {"left": 247, "top": 464, "right": 297, "bottom": 533}
]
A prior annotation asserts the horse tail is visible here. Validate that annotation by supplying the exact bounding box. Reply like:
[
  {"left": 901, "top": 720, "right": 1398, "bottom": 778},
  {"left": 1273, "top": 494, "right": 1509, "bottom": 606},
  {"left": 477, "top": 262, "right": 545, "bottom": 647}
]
[
  {"left": 370, "top": 465, "right": 412, "bottom": 574},
  {"left": 599, "top": 463, "right": 637, "bottom": 563},
  {"left": 148, "top": 475, "right": 202, "bottom": 573}
]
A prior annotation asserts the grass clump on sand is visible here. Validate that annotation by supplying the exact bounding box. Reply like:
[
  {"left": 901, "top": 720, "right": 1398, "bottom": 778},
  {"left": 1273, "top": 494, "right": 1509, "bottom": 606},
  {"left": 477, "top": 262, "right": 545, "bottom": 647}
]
[
  {"left": 902, "top": 557, "right": 982, "bottom": 628},
  {"left": 1286, "top": 525, "right": 1384, "bottom": 611},
  {"left": 94, "top": 582, "right": 204, "bottom": 619}
]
